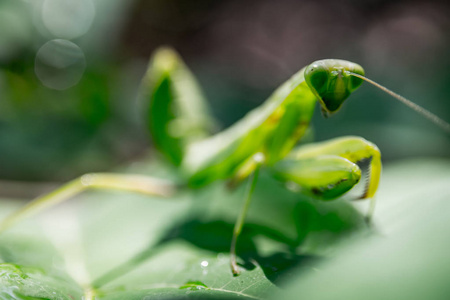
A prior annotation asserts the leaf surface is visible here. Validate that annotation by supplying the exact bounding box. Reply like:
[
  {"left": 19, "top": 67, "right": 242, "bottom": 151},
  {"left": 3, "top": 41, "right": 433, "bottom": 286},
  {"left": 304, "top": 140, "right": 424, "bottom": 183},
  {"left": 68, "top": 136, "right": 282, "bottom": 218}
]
[
  {"left": 2, "top": 159, "right": 445, "bottom": 299},
  {"left": 274, "top": 159, "right": 450, "bottom": 300}
]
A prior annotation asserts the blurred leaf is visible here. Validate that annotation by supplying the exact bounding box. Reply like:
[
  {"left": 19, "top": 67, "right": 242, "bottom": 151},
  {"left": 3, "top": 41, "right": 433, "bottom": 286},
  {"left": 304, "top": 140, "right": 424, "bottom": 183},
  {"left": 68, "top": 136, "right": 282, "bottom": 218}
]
[
  {"left": 3, "top": 158, "right": 445, "bottom": 299},
  {"left": 0, "top": 263, "right": 82, "bottom": 299},
  {"left": 0, "top": 155, "right": 368, "bottom": 299},
  {"left": 0, "top": 200, "right": 82, "bottom": 299},
  {"left": 274, "top": 159, "right": 450, "bottom": 300}
]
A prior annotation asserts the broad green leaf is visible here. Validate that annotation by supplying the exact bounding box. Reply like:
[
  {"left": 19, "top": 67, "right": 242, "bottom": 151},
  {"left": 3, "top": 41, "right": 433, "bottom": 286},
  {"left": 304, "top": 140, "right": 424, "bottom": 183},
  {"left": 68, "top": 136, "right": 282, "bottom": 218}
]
[
  {"left": 0, "top": 155, "right": 368, "bottom": 299},
  {"left": 0, "top": 200, "right": 83, "bottom": 299},
  {"left": 97, "top": 241, "right": 277, "bottom": 299},
  {"left": 142, "top": 47, "right": 217, "bottom": 166},
  {"left": 7, "top": 157, "right": 446, "bottom": 299},
  {"left": 1, "top": 158, "right": 446, "bottom": 299},
  {"left": 0, "top": 263, "right": 82, "bottom": 299},
  {"left": 274, "top": 159, "right": 450, "bottom": 300}
]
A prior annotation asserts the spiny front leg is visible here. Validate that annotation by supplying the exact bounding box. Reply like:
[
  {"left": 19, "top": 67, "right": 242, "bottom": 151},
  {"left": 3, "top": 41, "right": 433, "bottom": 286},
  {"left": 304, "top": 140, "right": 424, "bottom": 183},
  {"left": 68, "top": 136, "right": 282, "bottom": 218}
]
[
  {"left": 289, "top": 136, "right": 381, "bottom": 199},
  {"left": 0, "top": 173, "right": 177, "bottom": 233},
  {"left": 272, "top": 155, "right": 362, "bottom": 201},
  {"left": 272, "top": 136, "right": 381, "bottom": 219}
]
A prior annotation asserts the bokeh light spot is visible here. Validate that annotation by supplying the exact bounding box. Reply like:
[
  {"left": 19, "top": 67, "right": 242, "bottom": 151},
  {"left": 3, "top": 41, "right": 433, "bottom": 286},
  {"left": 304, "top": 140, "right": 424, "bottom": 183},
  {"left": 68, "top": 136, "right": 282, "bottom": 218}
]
[
  {"left": 35, "top": 39, "right": 86, "bottom": 90},
  {"left": 42, "top": 0, "right": 96, "bottom": 39}
]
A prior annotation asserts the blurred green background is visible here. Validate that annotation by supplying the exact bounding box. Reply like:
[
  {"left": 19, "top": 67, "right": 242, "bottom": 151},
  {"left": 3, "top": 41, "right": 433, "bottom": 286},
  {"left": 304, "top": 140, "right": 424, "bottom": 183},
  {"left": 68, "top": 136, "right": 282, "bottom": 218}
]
[{"left": 0, "top": 0, "right": 449, "bottom": 184}]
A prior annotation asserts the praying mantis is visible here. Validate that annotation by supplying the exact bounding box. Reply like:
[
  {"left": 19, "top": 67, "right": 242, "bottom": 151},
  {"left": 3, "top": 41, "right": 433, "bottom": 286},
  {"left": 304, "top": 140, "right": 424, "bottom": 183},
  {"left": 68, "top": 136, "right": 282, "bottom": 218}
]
[{"left": 1, "top": 47, "right": 449, "bottom": 276}]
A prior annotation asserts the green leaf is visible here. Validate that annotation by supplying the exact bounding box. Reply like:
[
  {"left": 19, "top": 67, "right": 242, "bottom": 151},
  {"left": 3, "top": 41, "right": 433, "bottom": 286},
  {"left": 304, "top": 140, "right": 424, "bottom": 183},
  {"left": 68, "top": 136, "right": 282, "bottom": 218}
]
[
  {"left": 0, "top": 156, "right": 368, "bottom": 299},
  {"left": 274, "top": 159, "right": 450, "bottom": 300},
  {"left": 0, "top": 263, "right": 82, "bottom": 299},
  {"left": 97, "top": 241, "right": 277, "bottom": 299},
  {"left": 6, "top": 158, "right": 445, "bottom": 300},
  {"left": 0, "top": 200, "right": 84, "bottom": 299}
]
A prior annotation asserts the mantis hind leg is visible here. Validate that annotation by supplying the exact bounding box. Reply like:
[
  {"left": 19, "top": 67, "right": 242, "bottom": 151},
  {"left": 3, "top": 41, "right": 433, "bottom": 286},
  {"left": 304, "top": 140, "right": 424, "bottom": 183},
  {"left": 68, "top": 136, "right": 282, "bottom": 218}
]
[
  {"left": 0, "top": 173, "right": 176, "bottom": 233},
  {"left": 273, "top": 136, "right": 381, "bottom": 219}
]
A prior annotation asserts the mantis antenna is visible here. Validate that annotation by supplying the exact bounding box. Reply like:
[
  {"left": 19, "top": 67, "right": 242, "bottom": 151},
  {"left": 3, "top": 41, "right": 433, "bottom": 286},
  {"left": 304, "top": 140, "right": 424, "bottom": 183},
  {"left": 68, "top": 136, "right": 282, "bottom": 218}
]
[{"left": 347, "top": 72, "right": 450, "bottom": 134}]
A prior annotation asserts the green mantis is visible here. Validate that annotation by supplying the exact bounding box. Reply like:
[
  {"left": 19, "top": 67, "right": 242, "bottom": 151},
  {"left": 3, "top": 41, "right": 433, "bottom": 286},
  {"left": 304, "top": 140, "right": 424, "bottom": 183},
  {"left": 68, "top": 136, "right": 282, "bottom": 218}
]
[{"left": 1, "top": 47, "right": 448, "bottom": 276}]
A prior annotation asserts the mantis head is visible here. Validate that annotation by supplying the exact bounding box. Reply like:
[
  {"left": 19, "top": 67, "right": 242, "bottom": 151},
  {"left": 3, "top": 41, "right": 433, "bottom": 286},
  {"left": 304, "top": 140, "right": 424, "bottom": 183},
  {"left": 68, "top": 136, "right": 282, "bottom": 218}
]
[{"left": 305, "top": 59, "right": 365, "bottom": 117}]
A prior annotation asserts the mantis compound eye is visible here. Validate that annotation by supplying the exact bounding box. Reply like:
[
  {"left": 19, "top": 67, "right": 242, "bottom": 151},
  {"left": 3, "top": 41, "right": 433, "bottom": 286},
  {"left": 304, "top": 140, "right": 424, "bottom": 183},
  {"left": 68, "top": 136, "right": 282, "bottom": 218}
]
[
  {"left": 305, "top": 64, "right": 329, "bottom": 94},
  {"left": 305, "top": 59, "right": 365, "bottom": 115},
  {"left": 348, "top": 70, "right": 364, "bottom": 92}
]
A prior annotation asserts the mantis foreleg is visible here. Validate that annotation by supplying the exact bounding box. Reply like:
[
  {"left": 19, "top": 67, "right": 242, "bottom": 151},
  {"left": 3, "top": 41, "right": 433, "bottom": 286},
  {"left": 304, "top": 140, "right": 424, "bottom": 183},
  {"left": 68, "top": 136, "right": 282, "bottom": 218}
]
[
  {"left": 289, "top": 136, "right": 381, "bottom": 199},
  {"left": 274, "top": 136, "right": 381, "bottom": 221}
]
